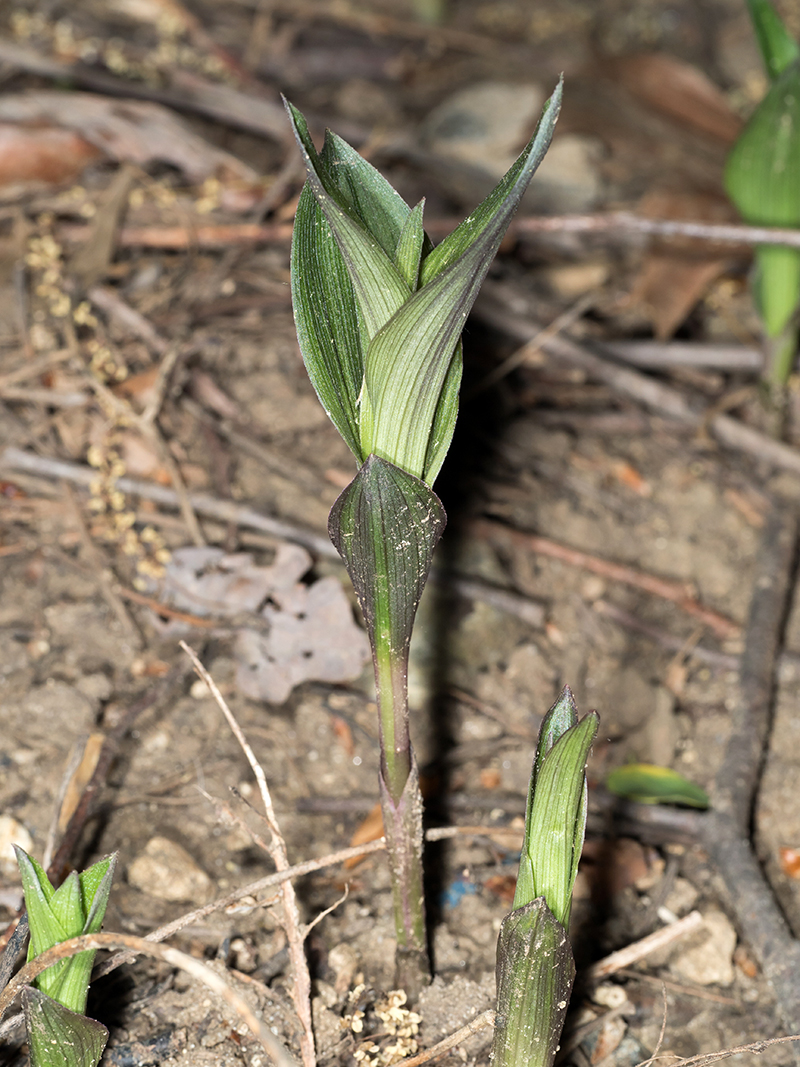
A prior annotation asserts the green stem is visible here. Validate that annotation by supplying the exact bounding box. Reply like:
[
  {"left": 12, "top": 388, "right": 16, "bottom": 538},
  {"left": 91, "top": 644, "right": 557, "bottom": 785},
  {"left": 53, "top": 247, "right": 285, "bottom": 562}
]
[
  {"left": 373, "top": 628, "right": 429, "bottom": 992},
  {"left": 766, "top": 325, "right": 799, "bottom": 387},
  {"left": 374, "top": 640, "right": 411, "bottom": 800}
]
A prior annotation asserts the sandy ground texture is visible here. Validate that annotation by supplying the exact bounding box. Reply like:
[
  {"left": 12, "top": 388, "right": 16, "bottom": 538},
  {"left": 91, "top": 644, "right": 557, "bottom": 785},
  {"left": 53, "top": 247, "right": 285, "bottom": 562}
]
[{"left": 3, "top": 1, "right": 800, "bottom": 1066}]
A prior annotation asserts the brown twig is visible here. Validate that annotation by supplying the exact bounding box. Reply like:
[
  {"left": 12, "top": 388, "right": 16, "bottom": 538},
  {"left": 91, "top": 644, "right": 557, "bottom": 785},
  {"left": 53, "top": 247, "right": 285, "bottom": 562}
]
[
  {"left": 58, "top": 211, "right": 800, "bottom": 254},
  {"left": 471, "top": 518, "right": 740, "bottom": 639},
  {"left": 180, "top": 642, "right": 316, "bottom": 1067},
  {"left": 511, "top": 211, "right": 800, "bottom": 250},
  {"left": 701, "top": 506, "right": 800, "bottom": 1037},
  {"left": 475, "top": 286, "right": 800, "bottom": 478},
  {"left": 398, "top": 1010, "right": 496, "bottom": 1067},
  {"left": 88, "top": 284, "right": 169, "bottom": 357},
  {"left": 592, "top": 600, "right": 739, "bottom": 670},
  {"left": 585, "top": 911, "right": 704, "bottom": 980},
  {"left": 62, "top": 221, "right": 294, "bottom": 250},
  {"left": 0, "top": 932, "right": 299, "bottom": 1067},
  {"left": 619, "top": 970, "right": 739, "bottom": 1006}
]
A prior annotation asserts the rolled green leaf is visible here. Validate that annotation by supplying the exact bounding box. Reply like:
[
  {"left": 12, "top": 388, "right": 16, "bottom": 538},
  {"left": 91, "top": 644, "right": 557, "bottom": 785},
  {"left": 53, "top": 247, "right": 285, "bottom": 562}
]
[
  {"left": 22, "top": 986, "right": 108, "bottom": 1067},
  {"left": 606, "top": 763, "right": 709, "bottom": 808},
  {"left": 492, "top": 899, "right": 575, "bottom": 1067},
  {"left": 513, "top": 689, "right": 598, "bottom": 924}
]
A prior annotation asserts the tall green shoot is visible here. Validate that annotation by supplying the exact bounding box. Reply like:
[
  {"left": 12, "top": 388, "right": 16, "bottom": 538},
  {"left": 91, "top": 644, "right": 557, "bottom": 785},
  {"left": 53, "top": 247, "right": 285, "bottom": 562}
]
[
  {"left": 493, "top": 688, "right": 598, "bottom": 1067},
  {"left": 286, "top": 85, "right": 562, "bottom": 988}
]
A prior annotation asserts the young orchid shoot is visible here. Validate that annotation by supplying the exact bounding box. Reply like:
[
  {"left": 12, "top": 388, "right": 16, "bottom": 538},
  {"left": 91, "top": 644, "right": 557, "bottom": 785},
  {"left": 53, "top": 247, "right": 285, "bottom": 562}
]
[
  {"left": 493, "top": 688, "right": 598, "bottom": 1067},
  {"left": 286, "top": 82, "right": 562, "bottom": 987}
]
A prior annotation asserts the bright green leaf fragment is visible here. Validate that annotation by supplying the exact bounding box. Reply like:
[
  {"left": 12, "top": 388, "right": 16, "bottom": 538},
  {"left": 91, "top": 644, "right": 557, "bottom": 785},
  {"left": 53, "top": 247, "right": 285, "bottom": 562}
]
[
  {"left": 746, "top": 0, "right": 800, "bottom": 80},
  {"left": 286, "top": 80, "right": 562, "bottom": 484},
  {"left": 606, "top": 763, "right": 709, "bottom": 808},
  {"left": 513, "top": 687, "right": 598, "bottom": 926},
  {"left": 15, "top": 848, "right": 116, "bottom": 1015},
  {"left": 725, "top": 58, "right": 800, "bottom": 338}
]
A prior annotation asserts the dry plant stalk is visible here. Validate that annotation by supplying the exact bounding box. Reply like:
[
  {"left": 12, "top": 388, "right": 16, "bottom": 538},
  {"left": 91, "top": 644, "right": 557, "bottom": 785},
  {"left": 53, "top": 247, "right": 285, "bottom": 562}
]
[{"left": 179, "top": 641, "right": 316, "bottom": 1067}]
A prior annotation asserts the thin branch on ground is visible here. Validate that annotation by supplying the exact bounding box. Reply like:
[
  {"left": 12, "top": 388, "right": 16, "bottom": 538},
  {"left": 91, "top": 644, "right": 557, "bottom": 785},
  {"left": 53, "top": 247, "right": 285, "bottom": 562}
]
[
  {"left": 592, "top": 600, "right": 739, "bottom": 669},
  {"left": 619, "top": 970, "right": 738, "bottom": 1006},
  {"left": 180, "top": 641, "right": 316, "bottom": 1067},
  {"left": 472, "top": 518, "right": 740, "bottom": 639},
  {"left": 511, "top": 211, "right": 800, "bottom": 249},
  {"left": 586, "top": 911, "right": 704, "bottom": 980},
  {"left": 700, "top": 507, "right": 800, "bottom": 1036},
  {"left": 0, "top": 932, "right": 299, "bottom": 1067},
  {"left": 397, "top": 1010, "right": 496, "bottom": 1067},
  {"left": 637, "top": 1034, "right": 800, "bottom": 1067},
  {"left": 475, "top": 285, "right": 800, "bottom": 479}
]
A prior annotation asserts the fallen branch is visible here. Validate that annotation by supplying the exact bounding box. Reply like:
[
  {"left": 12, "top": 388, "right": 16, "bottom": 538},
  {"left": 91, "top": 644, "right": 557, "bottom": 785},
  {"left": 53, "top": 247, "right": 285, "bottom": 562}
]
[
  {"left": 585, "top": 910, "right": 704, "bottom": 980},
  {"left": 701, "top": 506, "right": 800, "bottom": 1036},
  {"left": 471, "top": 518, "right": 740, "bottom": 639},
  {"left": 476, "top": 285, "right": 800, "bottom": 478}
]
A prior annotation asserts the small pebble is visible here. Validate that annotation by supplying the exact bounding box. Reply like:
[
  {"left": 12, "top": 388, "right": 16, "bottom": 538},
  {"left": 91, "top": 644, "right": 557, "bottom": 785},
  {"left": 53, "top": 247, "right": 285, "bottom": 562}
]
[{"left": 127, "top": 835, "right": 212, "bottom": 902}]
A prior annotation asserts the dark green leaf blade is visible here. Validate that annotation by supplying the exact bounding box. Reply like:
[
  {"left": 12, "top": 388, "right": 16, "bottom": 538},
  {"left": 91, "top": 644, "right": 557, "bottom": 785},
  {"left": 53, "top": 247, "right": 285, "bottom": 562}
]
[
  {"left": 323, "top": 130, "right": 410, "bottom": 259},
  {"left": 291, "top": 182, "right": 365, "bottom": 459},
  {"left": 22, "top": 986, "right": 108, "bottom": 1067},
  {"left": 328, "top": 455, "right": 446, "bottom": 659},
  {"left": 746, "top": 0, "right": 800, "bottom": 80},
  {"left": 420, "top": 78, "right": 562, "bottom": 286},
  {"left": 492, "top": 899, "right": 575, "bottom": 1067},
  {"left": 364, "top": 81, "right": 562, "bottom": 480},
  {"left": 284, "top": 98, "right": 409, "bottom": 339}
]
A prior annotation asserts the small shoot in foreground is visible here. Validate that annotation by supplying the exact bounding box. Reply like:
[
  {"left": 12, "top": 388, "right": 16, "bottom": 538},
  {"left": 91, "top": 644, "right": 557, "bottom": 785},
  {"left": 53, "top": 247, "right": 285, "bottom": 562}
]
[
  {"left": 493, "top": 687, "right": 598, "bottom": 1067},
  {"left": 725, "top": 0, "right": 800, "bottom": 391},
  {"left": 286, "top": 83, "right": 562, "bottom": 987},
  {"left": 14, "top": 848, "right": 116, "bottom": 1067}
]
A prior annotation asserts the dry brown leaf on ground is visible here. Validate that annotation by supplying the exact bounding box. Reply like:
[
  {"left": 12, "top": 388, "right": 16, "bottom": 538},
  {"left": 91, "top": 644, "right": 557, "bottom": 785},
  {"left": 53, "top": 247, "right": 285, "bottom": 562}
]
[
  {"left": 626, "top": 190, "right": 738, "bottom": 339},
  {"left": 606, "top": 52, "right": 743, "bottom": 144},
  {"left": 142, "top": 543, "right": 370, "bottom": 702},
  {"left": 0, "top": 123, "right": 103, "bottom": 193},
  {"left": 345, "top": 801, "right": 385, "bottom": 868},
  {"left": 0, "top": 91, "right": 259, "bottom": 184}
]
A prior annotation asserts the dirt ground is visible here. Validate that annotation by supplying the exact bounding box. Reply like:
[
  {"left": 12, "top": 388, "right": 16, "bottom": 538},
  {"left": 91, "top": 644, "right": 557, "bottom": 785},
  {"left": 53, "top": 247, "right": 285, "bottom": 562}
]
[{"left": 2, "top": 1, "right": 800, "bottom": 1066}]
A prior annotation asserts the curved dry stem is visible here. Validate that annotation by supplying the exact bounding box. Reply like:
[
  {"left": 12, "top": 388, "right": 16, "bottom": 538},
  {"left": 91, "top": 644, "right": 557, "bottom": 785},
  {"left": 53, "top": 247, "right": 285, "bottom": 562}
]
[{"left": 0, "top": 932, "right": 299, "bottom": 1067}]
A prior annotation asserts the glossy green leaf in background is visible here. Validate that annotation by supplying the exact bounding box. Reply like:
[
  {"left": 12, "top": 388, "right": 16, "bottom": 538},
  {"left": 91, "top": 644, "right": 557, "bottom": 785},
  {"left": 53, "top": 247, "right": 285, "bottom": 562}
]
[{"left": 606, "top": 763, "right": 710, "bottom": 808}]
